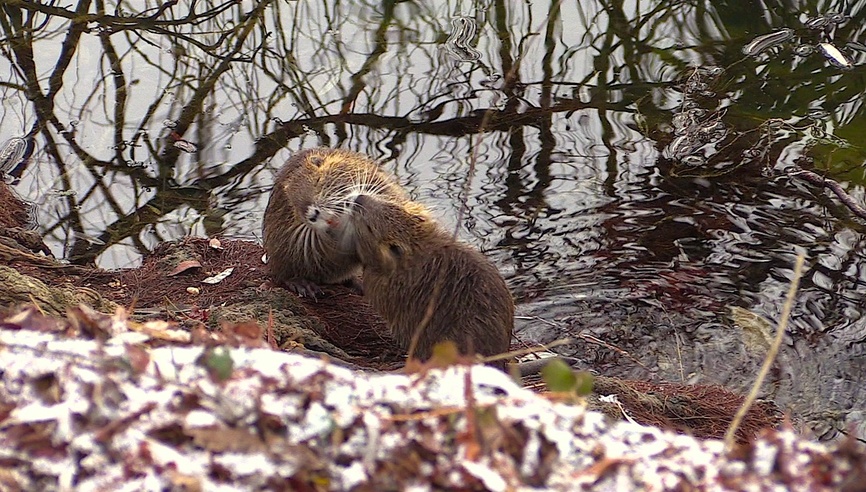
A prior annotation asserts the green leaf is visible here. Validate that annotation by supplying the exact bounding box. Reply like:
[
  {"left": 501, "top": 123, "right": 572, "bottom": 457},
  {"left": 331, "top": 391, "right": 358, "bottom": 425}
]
[
  {"left": 199, "top": 347, "right": 234, "bottom": 382},
  {"left": 573, "top": 371, "right": 594, "bottom": 396},
  {"left": 541, "top": 358, "right": 578, "bottom": 392},
  {"left": 429, "top": 340, "right": 459, "bottom": 365}
]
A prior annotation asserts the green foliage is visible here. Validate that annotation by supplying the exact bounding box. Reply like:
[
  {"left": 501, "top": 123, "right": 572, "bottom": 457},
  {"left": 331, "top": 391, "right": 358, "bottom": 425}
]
[
  {"left": 541, "top": 358, "right": 593, "bottom": 396},
  {"left": 199, "top": 347, "right": 234, "bottom": 382},
  {"left": 541, "top": 358, "right": 576, "bottom": 392}
]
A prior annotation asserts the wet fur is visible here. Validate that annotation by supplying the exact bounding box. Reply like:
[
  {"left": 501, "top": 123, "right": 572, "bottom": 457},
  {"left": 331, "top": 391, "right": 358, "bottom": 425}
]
[
  {"left": 262, "top": 148, "right": 408, "bottom": 293},
  {"left": 350, "top": 195, "right": 514, "bottom": 368}
]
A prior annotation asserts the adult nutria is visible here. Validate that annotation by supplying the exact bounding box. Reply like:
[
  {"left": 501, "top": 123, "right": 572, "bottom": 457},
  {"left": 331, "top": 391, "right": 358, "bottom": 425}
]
[
  {"left": 349, "top": 194, "right": 514, "bottom": 369},
  {"left": 262, "top": 148, "right": 408, "bottom": 297}
]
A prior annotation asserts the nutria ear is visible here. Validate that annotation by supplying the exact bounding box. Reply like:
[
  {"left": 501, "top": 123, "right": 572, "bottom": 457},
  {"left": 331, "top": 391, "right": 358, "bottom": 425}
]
[
  {"left": 409, "top": 211, "right": 427, "bottom": 225},
  {"left": 403, "top": 203, "right": 429, "bottom": 223},
  {"left": 308, "top": 155, "right": 325, "bottom": 167}
]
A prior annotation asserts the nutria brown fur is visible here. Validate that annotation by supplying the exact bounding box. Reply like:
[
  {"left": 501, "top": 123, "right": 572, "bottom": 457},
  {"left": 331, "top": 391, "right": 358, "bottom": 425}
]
[
  {"left": 349, "top": 194, "right": 514, "bottom": 369},
  {"left": 262, "top": 148, "right": 408, "bottom": 297}
]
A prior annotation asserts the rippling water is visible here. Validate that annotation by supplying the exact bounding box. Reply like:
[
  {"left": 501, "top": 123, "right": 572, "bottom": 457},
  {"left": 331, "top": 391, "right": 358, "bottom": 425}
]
[{"left": 2, "top": 0, "right": 865, "bottom": 439}]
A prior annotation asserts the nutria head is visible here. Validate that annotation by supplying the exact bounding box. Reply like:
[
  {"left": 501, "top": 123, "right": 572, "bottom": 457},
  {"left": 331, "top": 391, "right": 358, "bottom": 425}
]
[
  {"left": 279, "top": 148, "right": 363, "bottom": 235},
  {"left": 262, "top": 148, "right": 409, "bottom": 291},
  {"left": 350, "top": 194, "right": 436, "bottom": 273}
]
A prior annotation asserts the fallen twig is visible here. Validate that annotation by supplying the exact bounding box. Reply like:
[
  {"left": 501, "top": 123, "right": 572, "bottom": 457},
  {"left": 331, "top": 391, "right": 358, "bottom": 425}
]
[{"left": 790, "top": 168, "right": 866, "bottom": 220}]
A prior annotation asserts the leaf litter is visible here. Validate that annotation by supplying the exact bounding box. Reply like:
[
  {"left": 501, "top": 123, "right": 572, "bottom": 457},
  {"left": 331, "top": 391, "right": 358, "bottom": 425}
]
[{"left": 1, "top": 306, "right": 864, "bottom": 491}]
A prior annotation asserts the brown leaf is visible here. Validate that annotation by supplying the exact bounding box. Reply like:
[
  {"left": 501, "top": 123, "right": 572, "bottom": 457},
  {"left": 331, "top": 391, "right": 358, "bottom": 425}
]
[
  {"left": 0, "top": 466, "right": 27, "bottom": 492},
  {"left": 10, "top": 423, "right": 62, "bottom": 457},
  {"left": 0, "top": 402, "right": 15, "bottom": 423},
  {"left": 168, "top": 260, "right": 202, "bottom": 276},
  {"left": 574, "top": 456, "right": 632, "bottom": 481},
  {"left": 132, "top": 320, "right": 191, "bottom": 343},
  {"left": 2, "top": 306, "right": 68, "bottom": 333},
  {"left": 228, "top": 321, "right": 262, "bottom": 344},
  {"left": 190, "top": 325, "right": 213, "bottom": 344},
  {"left": 266, "top": 310, "right": 277, "bottom": 349},
  {"left": 168, "top": 472, "right": 202, "bottom": 492},
  {"left": 125, "top": 345, "right": 150, "bottom": 374},
  {"left": 95, "top": 403, "right": 158, "bottom": 444},
  {"left": 67, "top": 304, "right": 124, "bottom": 340},
  {"left": 187, "top": 427, "right": 267, "bottom": 453},
  {"left": 32, "top": 373, "right": 62, "bottom": 404}
]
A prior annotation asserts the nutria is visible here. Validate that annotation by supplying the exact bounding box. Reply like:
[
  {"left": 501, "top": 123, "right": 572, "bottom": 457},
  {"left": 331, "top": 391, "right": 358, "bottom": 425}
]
[
  {"left": 349, "top": 194, "right": 514, "bottom": 369},
  {"left": 262, "top": 148, "right": 408, "bottom": 297}
]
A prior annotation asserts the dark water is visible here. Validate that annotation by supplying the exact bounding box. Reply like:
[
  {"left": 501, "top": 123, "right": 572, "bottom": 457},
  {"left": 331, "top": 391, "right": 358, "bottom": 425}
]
[{"left": 2, "top": 0, "right": 866, "bottom": 440}]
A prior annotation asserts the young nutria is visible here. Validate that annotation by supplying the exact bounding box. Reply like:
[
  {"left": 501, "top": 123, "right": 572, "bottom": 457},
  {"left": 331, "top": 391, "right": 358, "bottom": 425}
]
[
  {"left": 262, "top": 148, "right": 408, "bottom": 297},
  {"left": 349, "top": 194, "right": 514, "bottom": 369}
]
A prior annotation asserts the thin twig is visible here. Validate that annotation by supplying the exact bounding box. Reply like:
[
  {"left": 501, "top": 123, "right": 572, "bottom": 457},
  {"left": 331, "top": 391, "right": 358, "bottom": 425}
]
[
  {"left": 790, "top": 168, "right": 866, "bottom": 220},
  {"left": 724, "top": 254, "right": 805, "bottom": 448},
  {"left": 406, "top": 280, "right": 442, "bottom": 363},
  {"left": 516, "top": 315, "right": 650, "bottom": 371},
  {"left": 482, "top": 337, "right": 575, "bottom": 363}
]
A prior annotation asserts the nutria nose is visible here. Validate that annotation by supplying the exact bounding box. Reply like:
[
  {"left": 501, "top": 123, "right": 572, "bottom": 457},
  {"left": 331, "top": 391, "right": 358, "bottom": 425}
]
[{"left": 306, "top": 206, "right": 320, "bottom": 222}]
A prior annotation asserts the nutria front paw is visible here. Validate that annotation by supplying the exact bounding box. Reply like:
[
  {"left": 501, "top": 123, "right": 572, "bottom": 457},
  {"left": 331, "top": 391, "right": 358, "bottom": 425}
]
[{"left": 283, "top": 278, "right": 325, "bottom": 299}]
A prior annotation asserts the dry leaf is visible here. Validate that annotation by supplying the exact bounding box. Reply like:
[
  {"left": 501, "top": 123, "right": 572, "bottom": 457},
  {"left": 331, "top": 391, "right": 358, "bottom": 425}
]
[
  {"left": 168, "top": 260, "right": 202, "bottom": 276},
  {"left": 187, "top": 427, "right": 267, "bottom": 453},
  {"left": 190, "top": 325, "right": 212, "bottom": 344},
  {"left": 173, "top": 139, "right": 198, "bottom": 153},
  {"left": 67, "top": 304, "right": 127, "bottom": 340},
  {"left": 125, "top": 345, "right": 151, "bottom": 374},
  {"left": 202, "top": 267, "right": 234, "bottom": 284},
  {"left": 729, "top": 306, "right": 773, "bottom": 355},
  {"left": 129, "top": 320, "right": 192, "bottom": 343},
  {"left": 229, "top": 322, "right": 262, "bottom": 341},
  {"left": 168, "top": 472, "right": 202, "bottom": 492},
  {"left": 0, "top": 467, "right": 26, "bottom": 491},
  {"left": 3, "top": 306, "right": 67, "bottom": 333}
]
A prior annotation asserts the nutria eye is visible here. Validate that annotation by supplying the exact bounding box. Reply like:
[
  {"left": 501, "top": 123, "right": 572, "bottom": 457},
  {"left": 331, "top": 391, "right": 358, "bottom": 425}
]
[{"left": 388, "top": 244, "right": 403, "bottom": 258}]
